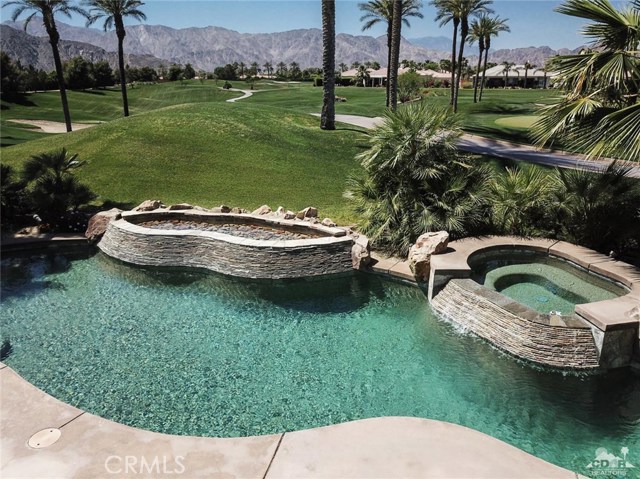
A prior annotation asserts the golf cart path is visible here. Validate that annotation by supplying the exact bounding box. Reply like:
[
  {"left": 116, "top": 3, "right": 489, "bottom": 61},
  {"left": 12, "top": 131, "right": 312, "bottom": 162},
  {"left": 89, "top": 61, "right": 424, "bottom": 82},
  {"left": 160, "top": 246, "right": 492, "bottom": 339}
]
[{"left": 316, "top": 113, "right": 640, "bottom": 178}]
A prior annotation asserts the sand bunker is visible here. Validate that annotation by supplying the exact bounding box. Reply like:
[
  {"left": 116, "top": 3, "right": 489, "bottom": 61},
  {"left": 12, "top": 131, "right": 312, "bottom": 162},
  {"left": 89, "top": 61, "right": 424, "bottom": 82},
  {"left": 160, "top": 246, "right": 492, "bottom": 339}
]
[{"left": 8, "top": 119, "right": 100, "bottom": 133}]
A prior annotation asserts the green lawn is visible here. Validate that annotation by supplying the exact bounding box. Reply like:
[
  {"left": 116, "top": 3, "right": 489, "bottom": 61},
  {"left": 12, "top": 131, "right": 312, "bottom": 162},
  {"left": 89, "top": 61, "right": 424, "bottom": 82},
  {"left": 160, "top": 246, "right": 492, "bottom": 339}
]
[
  {"left": 0, "top": 81, "right": 560, "bottom": 224},
  {"left": 1, "top": 102, "right": 366, "bottom": 224}
]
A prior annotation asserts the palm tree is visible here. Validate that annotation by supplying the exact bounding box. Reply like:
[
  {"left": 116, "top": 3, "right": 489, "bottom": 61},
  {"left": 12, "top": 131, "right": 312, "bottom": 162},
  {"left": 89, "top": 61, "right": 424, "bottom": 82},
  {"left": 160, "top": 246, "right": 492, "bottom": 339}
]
[
  {"left": 521, "top": 60, "right": 536, "bottom": 88},
  {"left": 4, "top": 0, "right": 87, "bottom": 132},
  {"left": 433, "top": 0, "right": 493, "bottom": 112},
  {"left": 355, "top": 64, "right": 371, "bottom": 87},
  {"left": 478, "top": 14, "right": 508, "bottom": 101},
  {"left": 468, "top": 14, "right": 509, "bottom": 102},
  {"left": 359, "top": 0, "right": 423, "bottom": 108},
  {"left": 276, "top": 62, "right": 287, "bottom": 77},
  {"left": 321, "top": 0, "right": 336, "bottom": 130},
  {"left": 346, "top": 103, "right": 492, "bottom": 255},
  {"left": 388, "top": 0, "right": 402, "bottom": 110},
  {"left": 532, "top": 0, "right": 640, "bottom": 161},
  {"left": 501, "top": 61, "right": 514, "bottom": 88},
  {"left": 20, "top": 148, "right": 96, "bottom": 224},
  {"left": 263, "top": 61, "right": 273, "bottom": 77},
  {"left": 84, "top": 0, "right": 146, "bottom": 117},
  {"left": 339, "top": 62, "right": 349, "bottom": 72}
]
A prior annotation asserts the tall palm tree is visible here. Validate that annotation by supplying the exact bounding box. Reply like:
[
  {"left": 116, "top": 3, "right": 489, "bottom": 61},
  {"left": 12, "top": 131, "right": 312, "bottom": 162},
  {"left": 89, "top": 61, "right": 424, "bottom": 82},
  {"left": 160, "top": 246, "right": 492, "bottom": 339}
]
[
  {"left": 532, "top": 0, "right": 640, "bottom": 161},
  {"left": 263, "top": 61, "right": 273, "bottom": 77},
  {"left": 358, "top": 0, "right": 423, "bottom": 107},
  {"left": 4, "top": 0, "right": 87, "bottom": 132},
  {"left": 355, "top": 64, "right": 371, "bottom": 87},
  {"left": 501, "top": 61, "right": 514, "bottom": 88},
  {"left": 478, "top": 14, "right": 508, "bottom": 101},
  {"left": 84, "top": 0, "right": 146, "bottom": 117},
  {"left": 521, "top": 61, "right": 536, "bottom": 88},
  {"left": 388, "top": 0, "right": 403, "bottom": 110},
  {"left": 433, "top": 0, "right": 493, "bottom": 112},
  {"left": 321, "top": 0, "right": 336, "bottom": 130},
  {"left": 431, "top": 0, "right": 460, "bottom": 105},
  {"left": 339, "top": 62, "right": 349, "bottom": 72}
]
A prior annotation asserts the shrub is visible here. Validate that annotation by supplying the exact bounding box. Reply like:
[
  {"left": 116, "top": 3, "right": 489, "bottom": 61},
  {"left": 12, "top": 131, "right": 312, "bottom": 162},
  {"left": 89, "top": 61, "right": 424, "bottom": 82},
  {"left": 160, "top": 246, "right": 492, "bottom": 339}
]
[
  {"left": 20, "top": 149, "right": 97, "bottom": 230},
  {"left": 347, "top": 103, "right": 492, "bottom": 256}
]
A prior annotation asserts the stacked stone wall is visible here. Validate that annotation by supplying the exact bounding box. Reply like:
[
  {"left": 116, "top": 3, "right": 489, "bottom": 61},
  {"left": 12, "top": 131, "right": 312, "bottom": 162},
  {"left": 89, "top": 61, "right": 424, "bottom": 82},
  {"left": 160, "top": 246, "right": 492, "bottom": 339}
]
[
  {"left": 99, "top": 220, "right": 354, "bottom": 279},
  {"left": 431, "top": 279, "right": 600, "bottom": 369}
]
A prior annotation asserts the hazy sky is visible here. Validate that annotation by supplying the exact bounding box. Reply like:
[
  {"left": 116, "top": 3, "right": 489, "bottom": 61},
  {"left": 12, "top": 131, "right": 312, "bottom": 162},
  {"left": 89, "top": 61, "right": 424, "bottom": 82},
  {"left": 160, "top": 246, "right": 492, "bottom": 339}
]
[{"left": 5, "top": 0, "right": 601, "bottom": 50}]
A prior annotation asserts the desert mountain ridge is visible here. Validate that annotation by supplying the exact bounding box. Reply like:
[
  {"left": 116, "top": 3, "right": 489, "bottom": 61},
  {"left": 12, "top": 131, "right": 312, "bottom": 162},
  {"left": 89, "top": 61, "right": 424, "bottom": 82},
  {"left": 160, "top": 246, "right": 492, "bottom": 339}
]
[{"left": 2, "top": 18, "right": 581, "bottom": 71}]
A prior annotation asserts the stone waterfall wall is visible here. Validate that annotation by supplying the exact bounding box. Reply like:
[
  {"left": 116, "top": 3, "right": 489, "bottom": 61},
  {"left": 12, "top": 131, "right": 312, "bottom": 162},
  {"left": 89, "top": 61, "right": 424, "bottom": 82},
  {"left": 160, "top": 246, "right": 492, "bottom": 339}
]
[
  {"left": 98, "top": 219, "right": 354, "bottom": 280},
  {"left": 431, "top": 279, "right": 601, "bottom": 369}
]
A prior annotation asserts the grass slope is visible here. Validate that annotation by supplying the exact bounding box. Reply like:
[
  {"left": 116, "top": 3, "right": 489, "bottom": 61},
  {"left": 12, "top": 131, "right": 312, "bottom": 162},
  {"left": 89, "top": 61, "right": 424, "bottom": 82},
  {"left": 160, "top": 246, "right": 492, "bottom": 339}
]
[
  {"left": 1, "top": 102, "right": 365, "bottom": 223},
  {"left": 1, "top": 82, "right": 240, "bottom": 146}
]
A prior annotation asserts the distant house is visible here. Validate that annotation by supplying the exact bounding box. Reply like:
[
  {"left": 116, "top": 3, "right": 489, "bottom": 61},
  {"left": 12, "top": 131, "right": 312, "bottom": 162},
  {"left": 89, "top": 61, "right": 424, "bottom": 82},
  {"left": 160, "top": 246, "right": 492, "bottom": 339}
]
[
  {"left": 341, "top": 67, "right": 451, "bottom": 87},
  {"left": 472, "top": 64, "right": 558, "bottom": 89}
]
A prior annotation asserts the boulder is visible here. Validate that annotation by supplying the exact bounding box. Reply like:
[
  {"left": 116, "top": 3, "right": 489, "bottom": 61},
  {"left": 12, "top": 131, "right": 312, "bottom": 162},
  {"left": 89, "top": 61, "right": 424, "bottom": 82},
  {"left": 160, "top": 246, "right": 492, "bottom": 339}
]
[
  {"left": 230, "top": 207, "right": 245, "bottom": 214},
  {"left": 134, "top": 200, "right": 163, "bottom": 212},
  {"left": 252, "top": 205, "right": 272, "bottom": 215},
  {"left": 284, "top": 210, "right": 296, "bottom": 220},
  {"left": 168, "top": 203, "right": 193, "bottom": 211},
  {"left": 85, "top": 208, "right": 122, "bottom": 243},
  {"left": 275, "top": 206, "right": 286, "bottom": 216},
  {"left": 296, "top": 206, "right": 318, "bottom": 219},
  {"left": 321, "top": 218, "right": 337, "bottom": 227},
  {"left": 408, "top": 231, "right": 449, "bottom": 282},
  {"left": 210, "top": 205, "right": 231, "bottom": 213},
  {"left": 351, "top": 235, "right": 371, "bottom": 270}
]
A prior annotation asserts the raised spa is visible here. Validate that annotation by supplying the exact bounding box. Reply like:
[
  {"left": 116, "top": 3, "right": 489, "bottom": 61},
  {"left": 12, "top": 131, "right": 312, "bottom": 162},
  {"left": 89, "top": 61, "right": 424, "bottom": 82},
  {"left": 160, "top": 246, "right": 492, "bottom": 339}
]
[
  {"left": 98, "top": 210, "right": 356, "bottom": 279},
  {"left": 429, "top": 237, "right": 640, "bottom": 370},
  {"left": 469, "top": 249, "right": 627, "bottom": 316}
]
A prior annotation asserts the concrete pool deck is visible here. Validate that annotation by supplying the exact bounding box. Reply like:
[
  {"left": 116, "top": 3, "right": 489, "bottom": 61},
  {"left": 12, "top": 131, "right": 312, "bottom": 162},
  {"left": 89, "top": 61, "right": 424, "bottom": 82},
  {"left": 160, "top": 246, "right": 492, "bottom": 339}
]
[{"left": 0, "top": 365, "right": 582, "bottom": 479}]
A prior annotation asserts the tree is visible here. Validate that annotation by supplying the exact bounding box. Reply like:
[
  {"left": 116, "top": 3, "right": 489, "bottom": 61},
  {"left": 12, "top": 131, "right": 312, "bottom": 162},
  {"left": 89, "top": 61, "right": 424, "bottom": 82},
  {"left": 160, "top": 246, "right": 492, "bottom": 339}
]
[
  {"left": 181, "top": 63, "right": 195, "bottom": 80},
  {"left": 358, "top": 0, "right": 423, "bottom": 107},
  {"left": 532, "top": 0, "right": 640, "bottom": 161},
  {"left": 85, "top": 0, "right": 146, "bottom": 117},
  {"left": 388, "top": 0, "right": 402, "bottom": 110},
  {"left": 521, "top": 60, "right": 536, "bottom": 88},
  {"left": 64, "top": 56, "right": 94, "bottom": 90},
  {"left": 92, "top": 60, "right": 115, "bottom": 88},
  {"left": 501, "top": 61, "right": 514, "bottom": 88},
  {"left": 276, "top": 62, "right": 288, "bottom": 78},
  {"left": 432, "top": 0, "right": 493, "bottom": 112},
  {"left": 338, "top": 62, "right": 349, "bottom": 72},
  {"left": 468, "top": 14, "right": 509, "bottom": 102},
  {"left": 355, "top": 64, "right": 371, "bottom": 87},
  {"left": 478, "top": 15, "right": 509, "bottom": 101},
  {"left": 262, "top": 62, "right": 273, "bottom": 77},
  {"left": 249, "top": 61, "right": 259, "bottom": 76},
  {"left": 289, "top": 61, "right": 302, "bottom": 80},
  {"left": 4, "top": 0, "right": 87, "bottom": 132},
  {"left": 346, "top": 103, "right": 492, "bottom": 255},
  {"left": 321, "top": 0, "right": 336, "bottom": 130}
]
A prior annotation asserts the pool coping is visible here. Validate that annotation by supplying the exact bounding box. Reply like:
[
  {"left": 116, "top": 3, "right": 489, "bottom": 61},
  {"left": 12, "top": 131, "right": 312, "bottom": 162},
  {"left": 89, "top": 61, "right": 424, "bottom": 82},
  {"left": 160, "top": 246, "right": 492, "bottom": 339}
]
[
  {"left": 0, "top": 365, "right": 581, "bottom": 479},
  {"left": 429, "top": 236, "right": 640, "bottom": 332}
]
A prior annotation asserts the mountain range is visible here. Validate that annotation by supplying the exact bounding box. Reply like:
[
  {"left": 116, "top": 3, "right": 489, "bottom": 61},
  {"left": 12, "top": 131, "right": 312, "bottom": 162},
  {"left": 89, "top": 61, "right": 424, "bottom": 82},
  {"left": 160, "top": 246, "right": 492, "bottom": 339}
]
[{"left": 2, "top": 19, "right": 579, "bottom": 72}]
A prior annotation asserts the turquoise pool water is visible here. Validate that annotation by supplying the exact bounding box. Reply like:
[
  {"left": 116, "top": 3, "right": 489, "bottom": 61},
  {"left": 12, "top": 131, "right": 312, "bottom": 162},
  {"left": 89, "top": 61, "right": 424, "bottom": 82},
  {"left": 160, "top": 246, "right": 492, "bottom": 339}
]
[
  {"left": 1, "top": 251, "right": 638, "bottom": 476},
  {"left": 472, "top": 252, "right": 626, "bottom": 315}
]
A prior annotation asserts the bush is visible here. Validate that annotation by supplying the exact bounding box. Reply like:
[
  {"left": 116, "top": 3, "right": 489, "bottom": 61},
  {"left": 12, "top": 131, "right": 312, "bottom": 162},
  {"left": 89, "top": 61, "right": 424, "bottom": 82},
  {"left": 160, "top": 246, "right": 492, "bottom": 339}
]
[
  {"left": 20, "top": 149, "right": 97, "bottom": 230},
  {"left": 347, "top": 103, "right": 492, "bottom": 256},
  {"left": 223, "top": 81, "right": 233, "bottom": 90}
]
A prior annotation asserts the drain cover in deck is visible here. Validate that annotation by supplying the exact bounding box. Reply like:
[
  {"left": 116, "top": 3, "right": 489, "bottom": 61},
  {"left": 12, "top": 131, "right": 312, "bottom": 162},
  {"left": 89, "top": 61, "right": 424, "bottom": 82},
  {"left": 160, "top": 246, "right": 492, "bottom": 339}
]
[{"left": 28, "top": 428, "right": 61, "bottom": 448}]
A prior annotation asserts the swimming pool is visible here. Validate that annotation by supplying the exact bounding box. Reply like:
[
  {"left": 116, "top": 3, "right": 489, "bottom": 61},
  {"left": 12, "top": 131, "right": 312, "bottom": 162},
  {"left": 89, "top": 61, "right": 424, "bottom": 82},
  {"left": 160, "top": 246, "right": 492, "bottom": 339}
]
[{"left": 1, "top": 250, "right": 638, "bottom": 476}]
